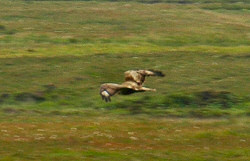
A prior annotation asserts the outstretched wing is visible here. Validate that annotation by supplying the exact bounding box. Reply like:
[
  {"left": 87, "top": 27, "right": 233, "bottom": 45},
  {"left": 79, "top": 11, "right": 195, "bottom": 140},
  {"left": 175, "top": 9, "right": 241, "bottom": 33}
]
[
  {"left": 119, "top": 88, "right": 144, "bottom": 95},
  {"left": 124, "top": 69, "right": 164, "bottom": 85},
  {"left": 100, "top": 82, "right": 143, "bottom": 102},
  {"left": 119, "top": 81, "right": 156, "bottom": 95},
  {"left": 143, "top": 69, "right": 165, "bottom": 77}
]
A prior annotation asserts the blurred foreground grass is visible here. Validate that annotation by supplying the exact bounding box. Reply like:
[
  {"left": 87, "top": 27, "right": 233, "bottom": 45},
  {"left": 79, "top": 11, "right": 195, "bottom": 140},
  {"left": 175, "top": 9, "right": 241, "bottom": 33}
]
[{"left": 0, "top": 115, "right": 249, "bottom": 161}]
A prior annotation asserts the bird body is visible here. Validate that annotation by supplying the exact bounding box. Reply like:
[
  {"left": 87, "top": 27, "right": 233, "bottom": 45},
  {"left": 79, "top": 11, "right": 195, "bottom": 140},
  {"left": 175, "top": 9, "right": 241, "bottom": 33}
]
[{"left": 100, "top": 70, "right": 164, "bottom": 102}]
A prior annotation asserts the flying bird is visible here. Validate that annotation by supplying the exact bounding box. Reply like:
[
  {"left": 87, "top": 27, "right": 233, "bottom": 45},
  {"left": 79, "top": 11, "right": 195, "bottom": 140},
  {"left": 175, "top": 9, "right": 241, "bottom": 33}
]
[{"left": 100, "top": 70, "right": 165, "bottom": 102}]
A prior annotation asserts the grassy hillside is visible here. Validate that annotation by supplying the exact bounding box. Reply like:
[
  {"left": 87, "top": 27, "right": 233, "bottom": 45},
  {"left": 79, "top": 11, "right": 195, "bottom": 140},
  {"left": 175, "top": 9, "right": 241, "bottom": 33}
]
[
  {"left": 0, "top": 116, "right": 249, "bottom": 161},
  {"left": 0, "top": 0, "right": 249, "bottom": 58},
  {"left": 0, "top": 0, "right": 249, "bottom": 160},
  {"left": 0, "top": 52, "right": 249, "bottom": 117},
  {"left": 22, "top": 0, "right": 250, "bottom": 4},
  {"left": 0, "top": 0, "right": 249, "bottom": 116}
]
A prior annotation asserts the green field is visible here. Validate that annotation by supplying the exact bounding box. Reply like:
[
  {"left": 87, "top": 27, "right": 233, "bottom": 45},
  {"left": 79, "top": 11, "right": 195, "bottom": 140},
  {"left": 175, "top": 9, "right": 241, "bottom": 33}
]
[{"left": 0, "top": 0, "right": 249, "bottom": 160}]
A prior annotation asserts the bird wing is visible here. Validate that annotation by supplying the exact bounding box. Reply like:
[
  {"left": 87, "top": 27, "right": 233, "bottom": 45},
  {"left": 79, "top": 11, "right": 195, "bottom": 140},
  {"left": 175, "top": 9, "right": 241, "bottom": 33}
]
[
  {"left": 100, "top": 82, "right": 142, "bottom": 102},
  {"left": 137, "top": 70, "right": 165, "bottom": 77},
  {"left": 121, "top": 81, "right": 141, "bottom": 91},
  {"left": 124, "top": 70, "right": 165, "bottom": 85},
  {"left": 119, "top": 81, "right": 145, "bottom": 95},
  {"left": 124, "top": 70, "right": 145, "bottom": 85}
]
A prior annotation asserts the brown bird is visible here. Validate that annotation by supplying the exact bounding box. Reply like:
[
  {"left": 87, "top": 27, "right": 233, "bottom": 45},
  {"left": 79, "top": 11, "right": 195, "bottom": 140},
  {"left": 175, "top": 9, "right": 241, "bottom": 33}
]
[{"left": 100, "top": 70, "right": 165, "bottom": 102}]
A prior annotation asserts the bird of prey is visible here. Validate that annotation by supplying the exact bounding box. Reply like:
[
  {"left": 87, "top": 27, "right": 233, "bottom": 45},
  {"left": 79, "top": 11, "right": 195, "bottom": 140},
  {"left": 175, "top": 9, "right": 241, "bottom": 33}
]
[{"left": 100, "top": 70, "right": 165, "bottom": 102}]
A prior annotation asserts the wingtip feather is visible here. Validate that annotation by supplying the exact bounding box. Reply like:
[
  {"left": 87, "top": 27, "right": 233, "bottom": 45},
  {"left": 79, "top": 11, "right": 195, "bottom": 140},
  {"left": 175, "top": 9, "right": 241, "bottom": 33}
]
[{"left": 149, "top": 69, "right": 165, "bottom": 77}]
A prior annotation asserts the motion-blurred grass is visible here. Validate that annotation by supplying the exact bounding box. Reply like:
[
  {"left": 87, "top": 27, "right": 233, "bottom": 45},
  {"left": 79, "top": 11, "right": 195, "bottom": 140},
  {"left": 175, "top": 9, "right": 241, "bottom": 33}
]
[
  {"left": 0, "top": 116, "right": 249, "bottom": 161},
  {"left": 0, "top": 52, "right": 249, "bottom": 117},
  {"left": 0, "top": 0, "right": 249, "bottom": 160},
  {"left": 0, "top": 0, "right": 249, "bottom": 116},
  {"left": 0, "top": 0, "right": 249, "bottom": 57}
]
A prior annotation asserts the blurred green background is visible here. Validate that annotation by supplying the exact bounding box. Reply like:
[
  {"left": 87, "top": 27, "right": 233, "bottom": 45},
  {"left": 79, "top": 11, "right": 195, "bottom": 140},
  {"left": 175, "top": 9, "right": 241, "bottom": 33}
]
[
  {"left": 0, "top": 1, "right": 249, "bottom": 160},
  {"left": 0, "top": 0, "right": 249, "bottom": 117}
]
